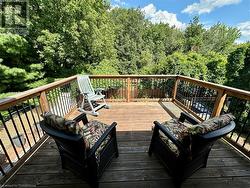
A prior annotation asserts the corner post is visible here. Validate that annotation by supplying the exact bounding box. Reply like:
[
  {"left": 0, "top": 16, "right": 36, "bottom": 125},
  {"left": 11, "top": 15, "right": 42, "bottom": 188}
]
[
  {"left": 172, "top": 76, "right": 179, "bottom": 102},
  {"left": 39, "top": 91, "right": 50, "bottom": 113},
  {"left": 212, "top": 89, "right": 227, "bottom": 117},
  {"left": 127, "top": 77, "right": 131, "bottom": 102}
]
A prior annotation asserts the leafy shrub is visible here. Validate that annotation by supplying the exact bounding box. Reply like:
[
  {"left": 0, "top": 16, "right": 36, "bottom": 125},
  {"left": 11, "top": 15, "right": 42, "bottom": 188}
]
[{"left": 0, "top": 64, "right": 27, "bottom": 92}]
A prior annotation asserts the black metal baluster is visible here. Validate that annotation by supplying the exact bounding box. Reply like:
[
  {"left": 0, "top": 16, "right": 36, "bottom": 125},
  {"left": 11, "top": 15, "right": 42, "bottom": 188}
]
[
  {"left": 236, "top": 110, "right": 250, "bottom": 143},
  {"left": 14, "top": 106, "right": 31, "bottom": 149},
  {"left": 189, "top": 84, "right": 197, "bottom": 111},
  {"left": 32, "top": 98, "right": 44, "bottom": 136},
  {"left": 0, "top": 112, "right": 20, "bottom": 160},
  {"left": 230, "top": 99, "right": 247, "bottom": 139},
  {"left": 8, "top": 108, "right": 26, "bottom": 154},
  {"left": 242, "top": 129, "right": 250, "bottom": 148},
  {"left": 22, "top": 103, "right": 36, "bottom": 143},
  {"left": 183, "top": 81, "right": 189, "bottom": 106},
  {"left": 199, "top": 88, "right": 206, "bottom": 119},
  {"left": 0, "top": 139, "right": 13, "bottom": 167},
  {"left": 27, "top": 100, "right": 41, "bottom": 139}
]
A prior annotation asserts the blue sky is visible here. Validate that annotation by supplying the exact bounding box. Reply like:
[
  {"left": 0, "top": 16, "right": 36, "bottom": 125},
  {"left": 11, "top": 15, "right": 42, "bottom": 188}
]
[{"left": 110, "top": 0, "right": 250, "bottom": 43}]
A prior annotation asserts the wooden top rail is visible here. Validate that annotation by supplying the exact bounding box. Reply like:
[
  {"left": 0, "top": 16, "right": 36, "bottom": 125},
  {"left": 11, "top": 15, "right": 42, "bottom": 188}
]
[
  {"left": 178, "top": 76, "right": 250, "bottom": 101},
  {"left": 0, "top": 75, "right": 77, "bottom": 111},
  {"left": 89, "top": 75, "right": 177, "bottom": 79},
  {"left": 1, "top": 74, "right": 250, "bottom": 111}
]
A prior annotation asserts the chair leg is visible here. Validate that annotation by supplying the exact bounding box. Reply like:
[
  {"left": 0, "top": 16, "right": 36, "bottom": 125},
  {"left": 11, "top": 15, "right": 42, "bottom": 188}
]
[
  {"left": 148, "top": 141, "right": 154, "bottom": 156},
  {"left": 173, "top": 179, "right": 182, "bottom": 188},
  {"left": 89, "top": 181, "right": 99, "bottom": 188},
  {"left": 91, "top": 111, "right": 99, "bottom": 116},
  {"left": 112, "top": 127, "right": 119, "bottom": 158},
  {"left": 148, "top": 146, "right": 153, "bottom": 156},
  {"left": 102, "top": 98, "right": 110, "bottom": 109}
]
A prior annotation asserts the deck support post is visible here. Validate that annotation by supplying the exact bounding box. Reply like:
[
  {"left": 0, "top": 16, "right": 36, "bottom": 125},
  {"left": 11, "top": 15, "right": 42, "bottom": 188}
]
[
  {"left": 172, "top": 76, "right": 179, "bottom": 102},
  {"left": 211, "top": 89, "right": 227, "bottom": 117},
  {"left": 39, "top": 91, "right": 50, "bottom": 113},
  {"left": 127, "top": 77, "right": 131, "bottom": 102}
]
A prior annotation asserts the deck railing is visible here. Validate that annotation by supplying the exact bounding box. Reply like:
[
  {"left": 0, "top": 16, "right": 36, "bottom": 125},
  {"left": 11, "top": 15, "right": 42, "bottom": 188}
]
[{"left": 0, "top": 74, "right": 249, "bottom": 181}]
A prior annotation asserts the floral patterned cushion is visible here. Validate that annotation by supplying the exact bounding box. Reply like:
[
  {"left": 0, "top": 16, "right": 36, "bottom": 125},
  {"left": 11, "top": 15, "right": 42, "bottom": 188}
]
[
  {"left": 42, "top": 112, "right": 79, "bottom": 134},
  {"left": 42, "top": 112, "right": 110, "bottom": 163},
  {"left": 187, "top": 113, "right": 235, "bottom": 135},
  {"left": 79, "top": 120, "right": 110, "bottom": 163},
  {"left": 159, "top": 119, "right": 191, "bottom": 156},
  {"left": 159, "top": 114, "right": 235, "bottom": 156}
]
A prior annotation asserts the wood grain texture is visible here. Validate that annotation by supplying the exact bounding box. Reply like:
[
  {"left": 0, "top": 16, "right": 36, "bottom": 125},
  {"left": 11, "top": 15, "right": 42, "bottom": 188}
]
[{"left": 3, "top": 102, "right": 250, "bottom": 188}]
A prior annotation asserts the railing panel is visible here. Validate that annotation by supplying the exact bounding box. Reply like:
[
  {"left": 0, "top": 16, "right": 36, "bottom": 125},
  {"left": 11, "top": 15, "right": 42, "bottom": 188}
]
[
  {"left": 130, "top": 77, "right": 174, "bottom": 102},
  {"left": 90, "top": 77, "right": 127, "bottom": 102},
  {"left": 175, "top": 79, "right": 218, "bottom": 120},
  {"left": 221, "top": 96, "right": 250, "bottom": 155},
  {"left": 46, "top": 80, "right": 78, "bottom": 116},
  {"left": 89, "top": 75, "right": 175, "bottom": 102},
  {"left": 0, "top": 96, "right": 44, "bottom": 176},
  {"left": 0, "top": 76, "right": 77, "bottom": 180},
  {"left": 0, "top": 74, "right": 250, "bottom": 179}
]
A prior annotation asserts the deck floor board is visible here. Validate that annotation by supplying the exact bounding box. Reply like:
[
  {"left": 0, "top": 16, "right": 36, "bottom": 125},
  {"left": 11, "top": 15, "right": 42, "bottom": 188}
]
[{"left": 3, "top": 102, "right": 250, "bottom": 188}]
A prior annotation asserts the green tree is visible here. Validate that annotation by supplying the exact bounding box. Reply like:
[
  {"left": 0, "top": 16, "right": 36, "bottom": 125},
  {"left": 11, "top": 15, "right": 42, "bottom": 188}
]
[
  {"left": 226, "top": 45, "right": 247, "bottom": 85},
  {"left": 144, "top": 23, "right": 184, "bottom": 57},
  {"left": 202, "top": 23, "right": 240, "bottom": 54},
  {"left": 184, "top": 16, "right": 205, "bottom": 52},
  {"left": 29, "top": 0, "right": 117, "bottom": 76},
  {"left": 90, "top": 59, "right": 119, "bottom": 75},
  {"left": 227, "top": 44, "right": 250, "bottom": 90},
  {"left": 110, "top": 8, "right": 147, "bottom": 74},
  {"left": 0, "top": 33, "right": 28, "bottom": 66},
  {"left": 205, "top": 52, "right": 227, "bottom": 84},
  {"left": 186, "top": 52, "right": 207, "bottom": 79}
]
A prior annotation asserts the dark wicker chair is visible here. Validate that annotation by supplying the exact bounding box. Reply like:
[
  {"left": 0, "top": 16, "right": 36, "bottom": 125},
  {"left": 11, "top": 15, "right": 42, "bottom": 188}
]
[
  {"left": 40, "top": 113, "right": 119, "bottom": 188},
  {"left": 148, "top": 112, "right": 235, "bottom": 187}
]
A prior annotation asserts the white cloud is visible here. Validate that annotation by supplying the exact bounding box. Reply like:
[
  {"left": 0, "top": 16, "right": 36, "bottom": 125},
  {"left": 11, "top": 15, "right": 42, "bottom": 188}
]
[
  {"left": 237, "top": 21, "right": 250, "bottom": 42},
  {"left": 182, "top": 0, "right": 241, "bottom": 14},
  {"left": 110, "top": 0, "right": 126, "bottom": 9},
  {"left": 141, "top": 3, "right": 156, "bottom": 16},
  {"left": 141, "top": 4, "right": 185, "bottom": 29},
  {"left": 114, "top": 0, "right": 126, "bottom": 6}
]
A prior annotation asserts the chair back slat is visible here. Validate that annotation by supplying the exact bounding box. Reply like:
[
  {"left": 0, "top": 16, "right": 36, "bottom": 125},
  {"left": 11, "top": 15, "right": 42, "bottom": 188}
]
[{"left": 77, "top": 75, "right": 95, "bottom": 95}]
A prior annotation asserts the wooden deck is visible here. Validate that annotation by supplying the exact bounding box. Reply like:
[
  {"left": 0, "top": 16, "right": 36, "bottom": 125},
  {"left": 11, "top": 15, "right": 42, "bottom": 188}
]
[{"left": 3, "top": 102, "right": 250, "bottom": 188}]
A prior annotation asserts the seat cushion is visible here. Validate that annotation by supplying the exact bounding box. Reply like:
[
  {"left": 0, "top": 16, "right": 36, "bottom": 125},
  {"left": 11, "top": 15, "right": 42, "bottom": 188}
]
[
  {"left": 187, "top": 113, "right": 235, "bottom": 135},
  {"left": 42, "top": 112, "right": 110, "bottom": 163},
  {"left": 160, "top": 119, "right": 191, "bottom": 156},
  {"left": 79, "top": 120, "right": 110, "bottom": 162}
]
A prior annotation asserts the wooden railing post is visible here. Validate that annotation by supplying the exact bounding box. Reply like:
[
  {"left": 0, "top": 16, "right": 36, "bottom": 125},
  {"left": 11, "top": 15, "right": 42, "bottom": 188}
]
[
  {"left": 172, "top": 76, "right": 179, "bottom": 102},
  {"left": 39, "top": 91, "right": 50, "bottom": 113},
  {"left": 211, "top": 89, "right": 227, "bottom": 117},
  {"left": 127, "top": 77, "right": 131, "bottom": 102}
]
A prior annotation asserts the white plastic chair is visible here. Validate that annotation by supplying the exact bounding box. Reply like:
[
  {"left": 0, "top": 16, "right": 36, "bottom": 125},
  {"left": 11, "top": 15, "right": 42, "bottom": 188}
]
[{"left": 77, "top": 75, "right": 109, "bottom": 116}]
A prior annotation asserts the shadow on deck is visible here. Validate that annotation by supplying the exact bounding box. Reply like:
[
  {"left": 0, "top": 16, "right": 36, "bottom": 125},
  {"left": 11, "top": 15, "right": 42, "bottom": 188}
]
[{"left": 3, "top": 102, "right": 250, "bottom": 188}]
